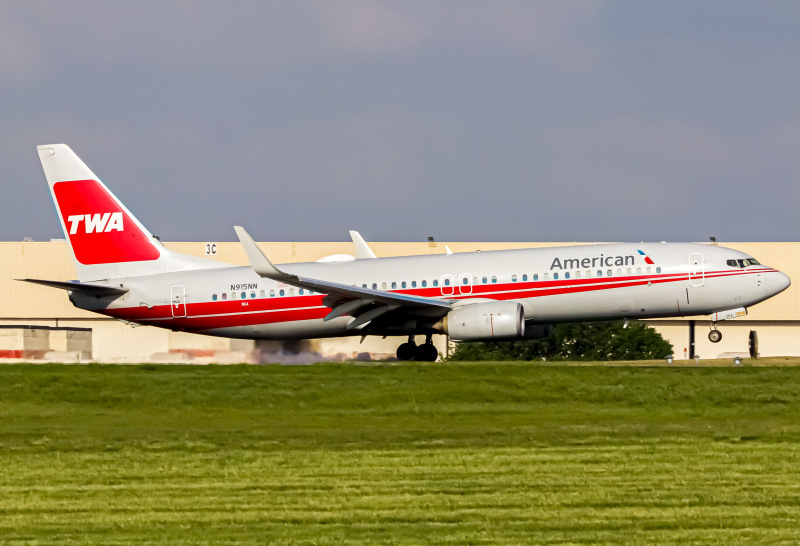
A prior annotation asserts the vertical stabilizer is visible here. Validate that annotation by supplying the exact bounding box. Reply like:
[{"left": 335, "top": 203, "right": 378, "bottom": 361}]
[{"left": 37, "top": 144, "right": 224, "bottom": 281}]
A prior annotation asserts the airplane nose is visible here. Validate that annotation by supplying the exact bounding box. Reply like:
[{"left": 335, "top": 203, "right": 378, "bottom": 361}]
[{"left": 770, "top": 271, "right": 791, "bottom": 296}]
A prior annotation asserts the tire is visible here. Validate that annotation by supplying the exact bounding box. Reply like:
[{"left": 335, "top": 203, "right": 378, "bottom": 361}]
[
  {"left": 749, "top": 330, "right": 758, "bottom": 359},
  {"left": 396, "top": 342, "right": 416, "bottom": 361},
  {"left": 708, "top": 330, "right": 722, "bottom": 343},
  {"left": 415, "top": 343, "right": 438, "bottom": 362}
]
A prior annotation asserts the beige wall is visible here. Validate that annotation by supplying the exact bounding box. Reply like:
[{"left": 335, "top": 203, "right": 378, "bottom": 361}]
[
  {"left": 1, "top": 240, "right": 798, "bottom": 361},
  {"left": 646, "top": 320, "right": 799, "bottom": 359}
]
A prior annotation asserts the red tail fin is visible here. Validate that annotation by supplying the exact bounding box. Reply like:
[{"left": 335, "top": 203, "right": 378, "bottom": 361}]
[
  {"left": 38, "top": 144, "right": 226, "bottom": 281},
  {"left": 52, "top": 179, "right": 160, "bottom": 265}
]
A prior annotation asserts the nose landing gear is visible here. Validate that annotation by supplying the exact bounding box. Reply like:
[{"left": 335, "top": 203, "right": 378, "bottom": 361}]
[{"left": 708, "top": 324, "right": 722, "bottom": 343}]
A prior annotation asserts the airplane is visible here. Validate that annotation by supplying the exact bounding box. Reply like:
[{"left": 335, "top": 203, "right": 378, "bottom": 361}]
[{"left": 22, "top": 144, "right": 791, "bottom": 361}]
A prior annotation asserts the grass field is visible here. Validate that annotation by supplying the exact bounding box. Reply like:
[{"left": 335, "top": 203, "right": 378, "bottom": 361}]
[{"left": 0, "top": 362, "right": 799, "bottom": 544}]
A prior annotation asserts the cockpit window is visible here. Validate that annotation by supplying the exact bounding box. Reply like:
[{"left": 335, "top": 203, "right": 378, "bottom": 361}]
[{"left": 728, "top": 258, "right": 761, "bottom": 268}]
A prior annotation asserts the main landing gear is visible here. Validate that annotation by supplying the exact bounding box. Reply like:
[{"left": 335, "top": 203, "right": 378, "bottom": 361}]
[
  {"left": 396, "top": 335, "right": 439, "bottom": 362},
  {"left": 708, "top": 324, "right": 722, "bottom": 343}
]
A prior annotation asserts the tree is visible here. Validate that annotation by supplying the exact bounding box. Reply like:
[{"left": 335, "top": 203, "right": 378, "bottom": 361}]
[{"left": 446, "top": 321, "right": 673, "bottom": 361}]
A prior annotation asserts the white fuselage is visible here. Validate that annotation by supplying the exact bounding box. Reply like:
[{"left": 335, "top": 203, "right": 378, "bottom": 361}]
[{"left": 75, "top": 242, "right": 789, "bottom": 340}]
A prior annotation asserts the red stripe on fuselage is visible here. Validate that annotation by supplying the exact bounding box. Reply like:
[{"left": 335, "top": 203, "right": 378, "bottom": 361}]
[{"left": 102, "top": 268, "right": 773, "bottom": 332}]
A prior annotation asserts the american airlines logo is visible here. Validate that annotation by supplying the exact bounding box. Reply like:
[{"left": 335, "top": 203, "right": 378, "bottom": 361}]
[
  {"left": 67, "top": 212, "right": 124, "bottom": 234},
  {"left": 550, "top": 253, "right": 636, "bottom": 270}
]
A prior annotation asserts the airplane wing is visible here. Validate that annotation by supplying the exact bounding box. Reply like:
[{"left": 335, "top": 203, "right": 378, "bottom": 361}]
[
  {"left": 18, "top": 278, "right": 129, "bottom": 297},
  {"left": 234, "top": 226, "right": 452, "bottom": 329}
]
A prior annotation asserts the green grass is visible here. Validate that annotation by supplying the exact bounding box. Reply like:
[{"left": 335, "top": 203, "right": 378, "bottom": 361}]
[{"left": 0, "top": 363, "right": 799, "bottom": 544}]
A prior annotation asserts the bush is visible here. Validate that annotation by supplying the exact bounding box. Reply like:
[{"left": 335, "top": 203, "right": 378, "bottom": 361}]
[{"left": 447, "top": 320, "right": 673, "bottom": 361}]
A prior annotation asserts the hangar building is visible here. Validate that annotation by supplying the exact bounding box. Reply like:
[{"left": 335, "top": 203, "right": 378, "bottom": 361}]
[{"left": 2, "top": 239, "right": 797, "bottom": 362}]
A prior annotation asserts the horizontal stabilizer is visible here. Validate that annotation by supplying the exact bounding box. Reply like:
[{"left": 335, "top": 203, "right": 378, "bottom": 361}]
[{"left": 18, "top": 278, "right": 128, "bottom": 297}]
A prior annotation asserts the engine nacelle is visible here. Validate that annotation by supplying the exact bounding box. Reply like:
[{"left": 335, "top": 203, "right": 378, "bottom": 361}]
[
  {"left": 440, "top": 301, "right": 525, "bottom": 341},
  {"left": 521, "top": 323, "right": 552, "bottom": 339}
]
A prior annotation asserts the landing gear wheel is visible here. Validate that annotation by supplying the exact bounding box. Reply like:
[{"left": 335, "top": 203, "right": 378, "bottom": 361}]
[
  {"left": 396, "top": 342, "right": 417, "bottom": 361},
  {"left": 415, "top": 343, "right": 439, "bottom": 362},
  {"left": 708, "top": 329, "right": 722, "bottom": 343}
]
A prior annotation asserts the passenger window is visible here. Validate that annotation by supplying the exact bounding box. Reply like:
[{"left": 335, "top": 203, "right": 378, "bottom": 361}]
[
  {"left": 656, "top": 267, "right": 661, "bottom": 274},
  {"left": 363, "top": 284, "right": 367, "bottom": 288},
  {"left": 279, "top": 289, "right": 285, "bottom": 297},
  {"left": 565, "top": 272, "right": 570, "bottom": 279},
  {"left": 422, "top": 280, "right": 427, "bottom": 287},
  {"left": 289, "top": 289, "right": 295, "bottom": 296},
  {"left": 433, "top": 280, "right": 439, "bottom": 287},
  {"left": 401, "top": 281, "right": 407, "bottom": 288},
  {"left": 299, "top": 289, "right": 304, "bottom": 295},
  {"left": 607, "top": 270, "right": 612, "bottom": 277},
  {"left": 544, "top": 273, "right": 550, "bottom": 281},
  {"left": 212, "top": 294, "right": 218, "bottom": 301},
  {"left": 533, "top": 274, "right": 539, "bottom": 281},
  {"left": 251, "top": 291, "right": 256, "bottom": 299},
  {"left": 391, "top": 282, "right": 397, "bottom": 289},
  {"left": 482, "top": 276, "right": 487, "bottom": 284},
  {"left": 462, "top": 278, "right": 469, "bottom": 285},
  {"left": 596, "top": 270, "right": 602, "bottom": 278},
  {"left": 627, "top": 268, "right": 632, "bottom": 275},
  {"left": 231, "top": 292, "right": 237, "bottom": 300},
  {"left": 616, "top": 269, "right": 622, "bottom": 276},
  {"left": 260, "top": 290, "right": 265, "bottom": 298},
  {"left": 553, "top": 273, "right": 559, "bottom": 280},
  {"left": 575, "top": 271, "right": 581, "bottom": 279},
  {"left": 636, "top": 267, "right": 642, "bottom": 275},
  {"left": 444, "top": 278, "right": 450, "bottom": 286},
  {"left": 491, "top": 276, "right": 497, "bottom": 284},
  {"left": 381, "top": 282, "right": 387, "bottom": 290},
  {"left": 412, "top": 281, "right": 417, "bottom": 288},
  {"left": 269, "top": 290, "right": 275, "bottom": 297},
  {"left": 222, "top": 293, "right": 228, "bottom": 301},
  {"left": 512, "top": 275, "right": 518, "bottom": 282},
  {"left": 646, "top": 267, "right": 651, "bottom": 275},
  {"left": 522, "top": 274, "right": 528, "bottom": 282}
]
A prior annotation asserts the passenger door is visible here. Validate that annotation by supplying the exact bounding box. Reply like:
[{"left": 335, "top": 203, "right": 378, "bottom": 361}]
[
  {"left": 689, "top": 253, "right": 704, "bottom": 287},
  {"left": 171, "top": 285, "right": 187, "bottom": 318}
]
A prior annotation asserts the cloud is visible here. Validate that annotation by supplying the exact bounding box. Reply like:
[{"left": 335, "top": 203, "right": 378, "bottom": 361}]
[{"left": 0, "top": 2, "right": 796, "bottom": 243}]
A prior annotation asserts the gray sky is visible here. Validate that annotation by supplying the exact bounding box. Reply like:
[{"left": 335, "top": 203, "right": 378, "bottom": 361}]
[{"left": 2, "top": 1, "right": 798, "bottom": 243}]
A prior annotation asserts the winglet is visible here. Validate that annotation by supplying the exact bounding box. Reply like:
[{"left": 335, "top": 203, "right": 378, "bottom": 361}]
[
  {"left": 234, "top": 226, "right": 293, "bottom": 281},
  {"left": 349, "top": 230, "right": 377, "bottom": 259}
]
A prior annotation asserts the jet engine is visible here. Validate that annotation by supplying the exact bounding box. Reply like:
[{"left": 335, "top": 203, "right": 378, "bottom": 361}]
[{"left": 437, "top": 301, "right": 525, "bottom": 341}]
